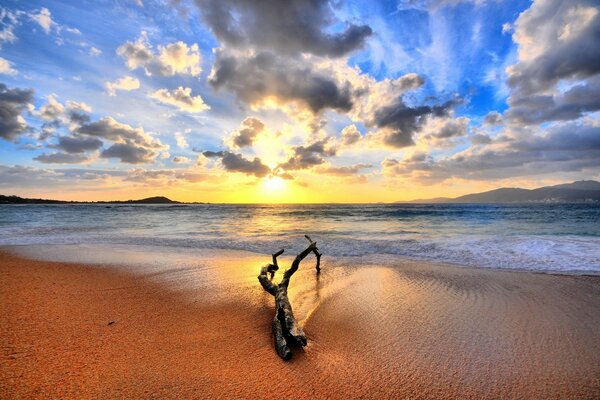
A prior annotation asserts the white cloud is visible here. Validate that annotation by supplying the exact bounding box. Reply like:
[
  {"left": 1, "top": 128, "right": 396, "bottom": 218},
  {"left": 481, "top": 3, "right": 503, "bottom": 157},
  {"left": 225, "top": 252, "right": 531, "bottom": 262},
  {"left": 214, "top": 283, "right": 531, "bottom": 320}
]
[
  {"left": 89, "top": 47, "right": 102, "bottom": 56},
  {"left": 175, "top": 132, "right": 188, "bottom": 149},
  {"left": 117, "top": 34, "right": 202, "bottom": 77},
  {"left": 30, "top": 8, "right": 54, "bottom": 34},
  {"left": 0, "top": 57, "right": 17, "bottom": 75},
  {"left": 0, "top": 8, "right": 19, "bottom": 47},
  {"left": 150, "top": 87, "right": 209, "bottom": 113},
  {"left": 105, "top": 76, "right": 140, "bottom": 96}
]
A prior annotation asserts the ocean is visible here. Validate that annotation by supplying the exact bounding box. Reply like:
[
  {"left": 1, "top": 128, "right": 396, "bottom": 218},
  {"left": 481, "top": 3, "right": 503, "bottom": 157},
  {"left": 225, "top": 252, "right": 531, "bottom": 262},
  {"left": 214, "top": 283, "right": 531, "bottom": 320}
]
[{"left": 1, "top": 203, "right": 599, "bottom": 274}]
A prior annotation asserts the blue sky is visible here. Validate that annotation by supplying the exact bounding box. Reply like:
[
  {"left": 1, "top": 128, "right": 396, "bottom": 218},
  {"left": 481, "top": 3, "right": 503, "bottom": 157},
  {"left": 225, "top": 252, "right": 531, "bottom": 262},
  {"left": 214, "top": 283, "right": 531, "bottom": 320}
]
[{"left": 0, "top": 0, "right": 599, "bottom": 202}]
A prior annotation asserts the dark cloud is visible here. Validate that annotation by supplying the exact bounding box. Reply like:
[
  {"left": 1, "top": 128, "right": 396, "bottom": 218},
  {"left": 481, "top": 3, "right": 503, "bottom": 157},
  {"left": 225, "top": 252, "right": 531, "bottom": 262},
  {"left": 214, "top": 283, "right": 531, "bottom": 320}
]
[
  {"left": 33, "top": 152, "right": 90, "bottom": 164},
  {"left": 209, "top": 50, "right": 353, "bottom": 114},
  {"left": 53, "top": 136, "right": 103, "bottom": 153},
  {"left": 68, "top": 109, "right": 91, "bottom": 125},
  {"left": 470, "top": 133, "right": 492, "bottom": 145},
  {"left": 203, "top": 150, "right": 270, "bottom": 177},
  {"left": 507, "top": 0, "right": 600, "bottom": 94},
  {"left": 230, "top": 117, "right": 264, "bottom": 148},
  {"left": 195, "top": 0, "right": 372, "bottom": 57},
  {"left": 0, "top": 83, "right": 33, "bottom": 141},
  {"left": 384, "top": 121, "right": 600, "bottom": 182},
  {"left": 73, "top": 116, "right": 165, "bottom": 164},
  {"left": 373, "top": 98, "right": 458, "bottom": 148},
  {"left": 101, "top": 142, "right": 157, "bottom": 164},
  {"left": 483, "top": 111, "right": 502, "bottom": 126},
  {"left": 428, "top": 117, "right": 468, "bottom": 139},
  {"left": 507, "top": 76, "right": 600, "bottom": 125},
  {"left": 278, "top": 138, "right": 337, "bottom": 170},
  {"left": 505, "top": 0, "right": 600, "bottom": 125},
  {"left": 77, "top": 117, "right": 163, "bottom": 149}
]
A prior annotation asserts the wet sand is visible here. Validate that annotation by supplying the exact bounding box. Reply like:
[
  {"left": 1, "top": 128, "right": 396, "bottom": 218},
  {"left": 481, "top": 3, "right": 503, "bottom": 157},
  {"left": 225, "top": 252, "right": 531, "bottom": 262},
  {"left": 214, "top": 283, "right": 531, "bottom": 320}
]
[{"left": 1, "top": 249, "right": 600, "bottom": 399}]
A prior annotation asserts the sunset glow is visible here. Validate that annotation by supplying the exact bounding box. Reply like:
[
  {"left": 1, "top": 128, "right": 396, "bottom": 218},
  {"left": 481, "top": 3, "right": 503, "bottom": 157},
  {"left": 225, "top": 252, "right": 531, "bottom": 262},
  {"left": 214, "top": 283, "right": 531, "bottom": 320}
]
[{"left": 0, "top": 0, "right": 598, "bottom": 203}]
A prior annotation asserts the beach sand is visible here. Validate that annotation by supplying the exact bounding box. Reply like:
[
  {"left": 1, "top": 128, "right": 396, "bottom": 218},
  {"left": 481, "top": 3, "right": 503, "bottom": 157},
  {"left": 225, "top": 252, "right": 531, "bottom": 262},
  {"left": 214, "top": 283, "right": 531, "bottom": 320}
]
[{"left": 1, "top": 248, "right": 600, "bottom": 399}]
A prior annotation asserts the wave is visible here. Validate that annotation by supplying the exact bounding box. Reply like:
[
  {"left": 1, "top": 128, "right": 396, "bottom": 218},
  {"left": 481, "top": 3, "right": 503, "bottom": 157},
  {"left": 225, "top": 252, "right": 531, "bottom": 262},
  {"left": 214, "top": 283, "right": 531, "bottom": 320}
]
[{"left": 2, "top": 229, "right": 599, "bottom": 273}]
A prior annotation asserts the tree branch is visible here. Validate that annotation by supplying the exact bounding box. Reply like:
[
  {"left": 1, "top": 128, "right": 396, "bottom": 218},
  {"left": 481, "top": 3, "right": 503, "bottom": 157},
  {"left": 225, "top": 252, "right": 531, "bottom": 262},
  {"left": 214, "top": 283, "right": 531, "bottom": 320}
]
[{"left": 257, "top": 236, "right": 323, "bottom": 359}]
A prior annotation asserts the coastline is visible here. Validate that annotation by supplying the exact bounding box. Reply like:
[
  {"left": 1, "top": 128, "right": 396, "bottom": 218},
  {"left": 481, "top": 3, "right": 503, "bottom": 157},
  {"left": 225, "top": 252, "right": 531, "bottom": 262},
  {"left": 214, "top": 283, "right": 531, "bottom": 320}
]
[{"left": 1, "top": 248, "right": 599, "bottom": 399}]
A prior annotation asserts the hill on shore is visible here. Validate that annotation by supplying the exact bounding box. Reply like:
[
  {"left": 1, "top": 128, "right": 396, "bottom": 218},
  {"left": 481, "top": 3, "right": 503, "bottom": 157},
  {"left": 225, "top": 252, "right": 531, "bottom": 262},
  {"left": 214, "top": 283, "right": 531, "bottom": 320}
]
[
  {"left": 0, "top": 195, "right": 181, "bottom": 204},
  {"left": 400, "top": 180, "right": 600, "bottom": 203}
]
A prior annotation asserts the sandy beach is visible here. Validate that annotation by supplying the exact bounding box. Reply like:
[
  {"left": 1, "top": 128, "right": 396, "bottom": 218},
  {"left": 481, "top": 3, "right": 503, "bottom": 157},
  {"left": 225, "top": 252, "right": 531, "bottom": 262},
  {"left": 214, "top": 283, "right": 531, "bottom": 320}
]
[{"left": 1, "top": 248, "right": 600, "bottom": 399}]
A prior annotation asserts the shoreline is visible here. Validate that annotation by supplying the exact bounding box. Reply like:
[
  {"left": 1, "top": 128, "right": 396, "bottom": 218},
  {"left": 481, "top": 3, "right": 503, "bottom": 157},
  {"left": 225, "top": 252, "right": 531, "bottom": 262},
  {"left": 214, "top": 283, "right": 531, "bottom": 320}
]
[
  {"left": 1, "top": 248, "right": 600, "bottom": 399},
  {"left": 4, "top": 243, "right": 600, "bottom": 278}
]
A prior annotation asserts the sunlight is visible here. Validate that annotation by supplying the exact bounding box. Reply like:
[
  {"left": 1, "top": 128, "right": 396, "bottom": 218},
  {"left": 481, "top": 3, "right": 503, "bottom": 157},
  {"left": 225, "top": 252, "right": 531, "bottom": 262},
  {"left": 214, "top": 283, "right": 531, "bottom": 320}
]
[{"left": 262, "top": 176, "right": 286, "bottom": 192}]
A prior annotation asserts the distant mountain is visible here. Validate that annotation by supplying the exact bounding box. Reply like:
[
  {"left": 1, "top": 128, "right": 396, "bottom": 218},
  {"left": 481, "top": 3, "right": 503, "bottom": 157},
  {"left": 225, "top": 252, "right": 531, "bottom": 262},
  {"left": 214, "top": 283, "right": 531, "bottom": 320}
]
[
  {"left": 0, "top": 195, "right": 181, "bottom": 204},
  {"left": 0, "top": 195, "right": 64, "bottom": 204},
  {"left": 400, "top": 180, "right": 600, "bottom": 203},
  {"left": 105, "top": 196, "right": 179, "bottom": 204}
]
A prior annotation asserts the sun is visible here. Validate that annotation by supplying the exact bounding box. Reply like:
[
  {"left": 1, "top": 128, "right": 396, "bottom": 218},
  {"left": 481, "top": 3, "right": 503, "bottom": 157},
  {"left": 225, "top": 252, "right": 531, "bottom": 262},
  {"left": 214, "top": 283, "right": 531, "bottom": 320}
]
[{"left": 263, "top": 176, "right": 286, "bottom": 192}]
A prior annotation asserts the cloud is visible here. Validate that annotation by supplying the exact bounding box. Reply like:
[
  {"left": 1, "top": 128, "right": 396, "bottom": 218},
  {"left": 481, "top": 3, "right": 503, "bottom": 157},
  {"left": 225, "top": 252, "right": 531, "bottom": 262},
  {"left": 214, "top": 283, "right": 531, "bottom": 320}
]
[
  {"left": 117, "top": 34, "right": 202, "bottom": 77},
  {"left": 175, "top": 132, "right": 188, "bottom": 149},
  {"left": 0, "top": 164, "right": 125, "bottom": 188},
  {"left": 150, "top": 86, "right": 209, "bottom": 112},
  {"left": 0, "top": 56, "right": 17, "bottom": 75},
  {"left": 315, "top": 163, "right": 372, "bottom": 176},
  {"left": 506, "top": 75, "right": 600, "bottom": 125},
  {"left": 368, "top": 98, "right": 458, "bottom": 148},
  {"left": 470, "top": 133, "right": 492, "bottom": 145},
  {"left": 395, "top": 0, "right": 479, "bottom": 10},
  {"left": 34, "top": 152, "right": 91, "bottom": 164},
  {"left": 0, "top": 8, "right": 19, "bottom": 48},
  {"left": 208, "top": 34, "right": 454, "bottom": 145},
  {"left": 35, "top": 96, "right": 92, "bottom": 137},
  {"left": 227, "top": 117, "right": 264, "bottom": 148},
  {"left": 53, "top": 136, "right": 103, "bottom": 153},
  {"left": 195, "top": 0, "right": 372, "bottom": 57},
  {"left": 508, "top": 0, "right": 600, "bottom": 93},
  {"left": 209, "top": 50, "right": 353, "bottom": 114},
  {"left": 202, "top": 150, "right": 270, "bottom": 177},
  {"left": 30, "top": 8, "right": 54, "bottom": 34},
  {"left": 0, "top": 83, "right": 33, "bottom": 141},
  {"left": 105, "top": 76, "right": 140, "bottom": 96},
  {"left": 77, "top": 116, "right": 164, "bottom": 149},
  {"left": 125, "top": 168, "right": 209, "bottom": 184},
  {"left": 89, "top": 47, "right": 102, "bottom": 56},
  {"left": 66, "top": 100, "right": 92, "bottom": 126},
  {"left": 172, "top": 156, "right": 191, "bottom": 164},
  {"left": 422, "top": 116, "right": 469, "bottom": 140},
  {"left": 278, "top": 137, "right": 337, "bottom": 171},
  {"left": 483, "top": 111, "right": 502, "bottom": 126},
  {"left": 100, "top": 142, "right": 156, "bottom": 164},
  {"left": 74, "top": 116, "right": 166, "bottom": 164},
  {"left": 505, "top": 0, "right": 600, "bottom": 125},
  {"left": 340, "top": 124, "right": 362, "bottom": 146},
  {"left": 37, "top": 94, "right": 64, "bottom": 121},
  {"left": 383, "top": 120, "right": 600, "bottom": 182}
]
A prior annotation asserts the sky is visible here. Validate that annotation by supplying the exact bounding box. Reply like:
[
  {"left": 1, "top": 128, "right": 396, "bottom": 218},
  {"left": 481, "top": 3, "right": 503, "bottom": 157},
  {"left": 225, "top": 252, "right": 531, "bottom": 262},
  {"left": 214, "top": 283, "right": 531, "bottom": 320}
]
[{"left": 0, "top": 0, "right": 599, "bottom": 203}]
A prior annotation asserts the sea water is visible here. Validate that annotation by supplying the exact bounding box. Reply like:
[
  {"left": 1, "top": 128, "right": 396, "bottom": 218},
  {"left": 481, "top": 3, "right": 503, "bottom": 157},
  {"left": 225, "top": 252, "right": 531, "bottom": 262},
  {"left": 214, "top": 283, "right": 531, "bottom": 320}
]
[{"left": 0, "top": 203, "right": 599, "bottom": 274}]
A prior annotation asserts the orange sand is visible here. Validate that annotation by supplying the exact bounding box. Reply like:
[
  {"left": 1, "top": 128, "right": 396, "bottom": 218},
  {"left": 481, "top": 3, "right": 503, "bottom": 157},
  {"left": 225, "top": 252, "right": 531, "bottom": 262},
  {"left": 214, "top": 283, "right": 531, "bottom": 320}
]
[{"left": 1, "top": 250, "right": 600, "bottom": 399}]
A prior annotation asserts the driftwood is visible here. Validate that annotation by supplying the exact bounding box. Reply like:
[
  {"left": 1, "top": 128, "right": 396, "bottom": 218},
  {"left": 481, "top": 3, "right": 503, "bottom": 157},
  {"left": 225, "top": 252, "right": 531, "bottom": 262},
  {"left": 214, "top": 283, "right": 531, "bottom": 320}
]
[{"left": 258, "top": 235, "right": 322, "bottom": 360}]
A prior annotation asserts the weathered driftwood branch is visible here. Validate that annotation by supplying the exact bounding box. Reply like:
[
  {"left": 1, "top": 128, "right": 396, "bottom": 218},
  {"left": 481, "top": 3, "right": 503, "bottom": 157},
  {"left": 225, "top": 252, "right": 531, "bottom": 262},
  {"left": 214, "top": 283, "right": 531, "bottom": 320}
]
[{"left": 258, "top": 236, "right": 322, "bottom": 360}]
